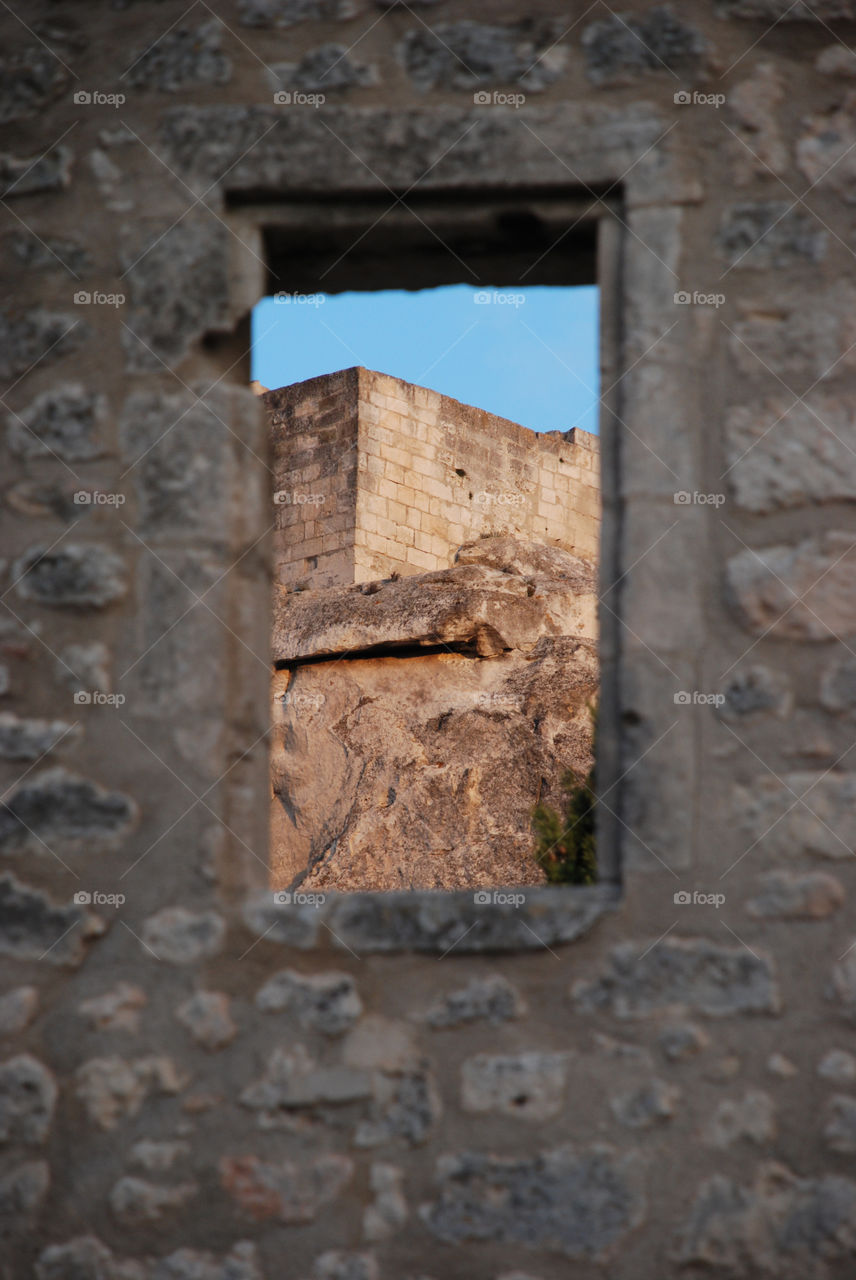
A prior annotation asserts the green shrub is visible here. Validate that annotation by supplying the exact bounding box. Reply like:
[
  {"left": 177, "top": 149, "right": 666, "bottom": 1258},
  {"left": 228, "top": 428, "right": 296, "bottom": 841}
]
[{"left": 531, "top": 707, "right": 597, "bottom": 885}]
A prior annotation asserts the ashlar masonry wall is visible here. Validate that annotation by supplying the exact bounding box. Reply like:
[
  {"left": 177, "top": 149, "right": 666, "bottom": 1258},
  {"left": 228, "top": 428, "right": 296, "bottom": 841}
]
[
  {"left": 7, "top": 3, "right": 856, "bottom": 1278},
  {"left": 265, "top": 366, "right": 599, "bottom": 588}
]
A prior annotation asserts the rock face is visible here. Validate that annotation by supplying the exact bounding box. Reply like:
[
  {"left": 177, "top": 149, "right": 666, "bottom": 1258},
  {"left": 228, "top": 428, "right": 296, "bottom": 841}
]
[{"left": 270, "top": 537, "right": 598, "bottom": 891}]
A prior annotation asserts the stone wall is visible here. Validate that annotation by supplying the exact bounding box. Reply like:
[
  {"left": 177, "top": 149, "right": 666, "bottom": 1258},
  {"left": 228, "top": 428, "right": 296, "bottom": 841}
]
[
  {"left": 3, "top": 2, "right": 856, "bottom": 1278},
  {"left": 266, "top": 368, "right": 360, "bottom": 589},
  {"left": 265, "top": 367, "right": 599, "bottom": 588}
]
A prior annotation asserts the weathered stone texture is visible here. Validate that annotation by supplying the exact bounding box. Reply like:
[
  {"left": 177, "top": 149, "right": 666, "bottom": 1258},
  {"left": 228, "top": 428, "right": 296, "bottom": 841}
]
[
  {"left": 255, "top": 969, "right": 362, "bottom": 1034},
  {"left": 354, "top": 1068, "right": 441, "bottom": 1148},
  {"left": 0, "top": 768, "right": 137, "bottom": 855},
  {"left": 240, "top": 1044, "right": 373, "bottom": 1119},
  {"left": 727, "top": 63, "right": 787, "bottom": 180},
  {"left": 14, "top": 545, "right": 127, "bottom": 609},
  {"left": 0, "top": 310, "right": 86, "bottom": 380},
  {"left": 421, "top": 1145, "right": 645, "bottom": 1260},
  {"left": 1, "top": 7, "right": 851, "bottom": 1276},
  {"left": 35, "top": 1237, "right": 264, "bottom": 1280},
  {"left": 121, "top": 220, "right": 230, "bottom": 371},
  {"left": 119, "top": 386, "right": 245, "bottom": 547},
  {"left": 109, "top": 1175, "right": 199, "bottom": 1225},
  {"left": 726, "top": 533, "right": 856, "bottom": 639},
  {"left": 0, "top": 46, "right": 69, "bottom": 122},
  {"left": 422, "top": 975, "right": 526, "bottom": 1027},
  {"left": 0, "top": 713, "right": 78, "bottom": 761},
  {"left": 363, "top": 1163, "right": 407, "bottom": 1242},
  {"left": 720, "top": 0, "right": 856, "bottom": 16},
  {"left": 0, "top": 147, "right": 73, "bottom": 199},
  {"left": 824, "top": 1095, "right": 856, "bottom": 1153},
  {"left": 717, "top": 202, "right": 827, "bottom": 268},
  {"left": 175, "top": 991, "right": 236, "bottom": 1049},
  {"left": 0, "top": 987, "right": 38, "bottom": 1035},
  {"left": 797, "top": 92, "right": 856, "bottom": 205},
  {"left": 0, "top": 1055, "right": 56, "bottom": 1144},
  {"left": 735, "top": 773, "right": 856, "bottom": 861},
  {"left": 220, "top": 1153, "right": 353, "bottom": 1222},
  {"left": 271, "top": 535, "right": 597, "bottom": 890},
  {"left": 0, "top": 873, "right": 104, "bottom": 966},
  {"left": 726, "top": 396, "right": 856, "bottom": 512},
  {"left": 7, "top": 385, "right": 107, "bottom": 462},
  {"left": 140, "top": 908, "right": 226, "bottom": 964},
  {"left": 0, "top": 1159, "right": 49, "bottom": 1228},
  {"left": 820, "top": 656, "right": 856, "bottom": 713},
  {"left": 573, "top": 938, "right": 780, "bottom": 1018},
  {"left": 238, "top": 0, "right": 366, "bottom": 26},
  {"left": 729, "top": 286, "right": 856, "bottom": 383},
  {"left": 582, "top": 8, "right": 707, "bottom": 85},
  {"left": 610, "top": 1078, "right": 678, "bottom": 1128},
  {"left": 718, "top": 665, "right": 793, "bottom": 721},
  {"left": 677, "top": 1162, "right": 856, "bottom": 1275},
  {"left": 658, "top": 1022, "right": 708, "bottom": 1062},
  {"left": 273, "top": 44, "right": 375, "bottom": 92},
  {"left": 75, "top": 1055, "right": 186, "bottom": 1130},
  {"left": 6, "top": 231, "right": 90, "bottom": 276},
  {"left": 400, "top": 21, "right": 567, "bottom": 92},
  {"left": 460, "top": 1052, "right": 568, "bottom": 1120},
  {"left": 78, "top": 983, "right": 147, "bottom": 1033},
  {"left": 819, "top": 1050, "right": 856, "bottom": 1082},
  {"left": 127, "top": 20, "right": 232, "bottom": 90},
  {"left": 745, "top": 870, "right": 844, "bottom": 919},
  {"left": 702, "top": 1090, "right": 776, "bottom": 1148}
]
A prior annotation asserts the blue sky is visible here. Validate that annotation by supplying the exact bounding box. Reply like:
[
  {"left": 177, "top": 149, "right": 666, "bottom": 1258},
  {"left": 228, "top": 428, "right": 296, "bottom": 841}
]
[{"left": 251, "top": 284, "right": 599, "bottom": 435}]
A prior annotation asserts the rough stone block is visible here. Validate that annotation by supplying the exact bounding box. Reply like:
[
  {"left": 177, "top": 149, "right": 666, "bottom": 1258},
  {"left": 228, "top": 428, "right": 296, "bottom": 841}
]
[
  {"left": 0, "top": 310, "right": 86, "bottom": 380},
  {"left": 420, "top": 1144, "right": 645, "bottom": 1260},
  {"left": 6, "top": 385, "right": 107, "bottom": 462},
  {"left": 121, "top": 218, "right": 230, "bottom": 371},
  {"left": 726, "top": 532, "right": 856, "bottom": 639},
  {"left": 582, "top": 7, "right": 707, "bottom": 85},
  {"left": 717, "top": 201, "right": 827, "bottom": 268},
  {"left": 0, "top": 768, "right": 137, "bottom": 856},
  {"left": 460, "top": 1052, "right": 568, "bottom": 1120},
  {"left": 127, "top": 20, "right": 232, "bottom": 90},
  {"left": 13, "top": 544, "right": 126, "bottom": 609},
  {"left": 573, "top": 937, "right": 780, "bottom": 1018},
  {"left": 0, "top": 1055, "right": 56, "bottom": 1144}
]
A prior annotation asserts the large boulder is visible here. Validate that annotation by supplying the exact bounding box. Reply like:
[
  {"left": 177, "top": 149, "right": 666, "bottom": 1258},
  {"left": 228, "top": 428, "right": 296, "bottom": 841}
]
[
  {"left": 270, "top": 538, "right": 598, "bottom": 891},
  {"left": 272, "top": 538, "right": 596, "bottom": 663}
]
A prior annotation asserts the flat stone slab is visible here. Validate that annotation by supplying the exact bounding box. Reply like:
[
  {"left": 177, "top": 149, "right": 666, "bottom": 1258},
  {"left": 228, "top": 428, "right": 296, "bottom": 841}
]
[{"left": 273, "top": 539, "right": 597, "bottom": 663}]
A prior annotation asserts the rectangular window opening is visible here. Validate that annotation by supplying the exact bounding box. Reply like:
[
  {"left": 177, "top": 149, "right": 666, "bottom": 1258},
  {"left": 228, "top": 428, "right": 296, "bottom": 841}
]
[{"left": 239, "top": 191, "right": 622, "bottom": 909}]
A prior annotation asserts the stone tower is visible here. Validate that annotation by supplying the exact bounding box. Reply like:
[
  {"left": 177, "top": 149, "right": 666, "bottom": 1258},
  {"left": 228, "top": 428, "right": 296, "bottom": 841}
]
[{"left": 264, "top": 366, "right": 599, "bottom": 590}]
